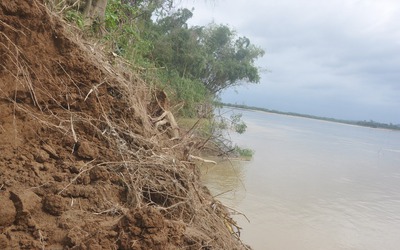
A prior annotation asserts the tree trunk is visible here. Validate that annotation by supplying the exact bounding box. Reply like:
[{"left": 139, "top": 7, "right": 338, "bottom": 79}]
[{"left": 83, "top": 0, "right": 107, "bottom": 28}]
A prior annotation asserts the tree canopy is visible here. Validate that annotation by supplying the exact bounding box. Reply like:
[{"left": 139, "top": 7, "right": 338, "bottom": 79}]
[{"left": 149, "top": 8, "right": 265, "bottom": 94}]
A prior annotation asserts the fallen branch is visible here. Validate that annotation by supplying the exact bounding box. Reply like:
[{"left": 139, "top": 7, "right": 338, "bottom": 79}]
[
  {"left": 189, "top": 155, "right": 217, "bottom": 164},
  {"left": 152, "top": 110, "right": 180, "bottom": 139}
]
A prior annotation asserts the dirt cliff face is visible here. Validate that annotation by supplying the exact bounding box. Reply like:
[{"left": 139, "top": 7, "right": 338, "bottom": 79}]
[{"left": 0, "top": 0, "right": 247, "bottom": 249}]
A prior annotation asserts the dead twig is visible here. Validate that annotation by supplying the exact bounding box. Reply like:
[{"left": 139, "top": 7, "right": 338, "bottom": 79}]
[
  {"left": 189, "top": 155, "right": 217, "bottom": 164},
  {"left": 84, "top": 80, "right": 106, "bottom": 101}
]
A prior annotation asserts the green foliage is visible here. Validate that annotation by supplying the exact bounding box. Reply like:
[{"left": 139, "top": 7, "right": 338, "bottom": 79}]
[
  {"left": 203, "top": 110, "right": 253, "bottom": 159},
  {"left": 104, "top": 0, "right": 121, "bottom": 30},
  {"left": 199, "top": 24, "right": 265, "bottom": 93},
  {"left": 65, "top": 10, "right": 84, "bottom": 28},
  {"left": 101, "top": 4, "right": 214, "bottom": 116},
  {"left": 234, "top": 145, "right": 254, "bottom": 159},
  {"left": 211, "top": 111, "right": 248, "bottom": 136},
  {"left": 101, "top": 0, "right": 155, "bottom": 67},
  {"left": 230, "top": 113, "right": 247, "bottom": 134},
  {"left": 148, "top": 9, "right": 265, "bottom": 94},
  {"left": 155, "top": 70, "right": 210, "bottom": 117}
]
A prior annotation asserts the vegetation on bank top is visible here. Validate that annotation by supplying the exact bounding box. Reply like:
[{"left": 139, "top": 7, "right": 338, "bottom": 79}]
[
  {"left": 51, "top": 0, "right": 263, "bottom": 159},
  {"left": 222, "top": 102, "right": 400, "bottom": 131},
  {"left": 56, "top": 0, "right": 264, "bottom": 118}
]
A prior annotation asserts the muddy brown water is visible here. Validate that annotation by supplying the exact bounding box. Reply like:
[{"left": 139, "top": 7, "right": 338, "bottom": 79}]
[{"left": 200, "top": 109, "right": 400, "bottom": 250}]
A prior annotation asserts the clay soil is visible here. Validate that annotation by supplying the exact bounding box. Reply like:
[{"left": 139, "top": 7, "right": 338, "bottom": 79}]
[{"left": 0, "top": 1, "right": 249, "bottom": 249}]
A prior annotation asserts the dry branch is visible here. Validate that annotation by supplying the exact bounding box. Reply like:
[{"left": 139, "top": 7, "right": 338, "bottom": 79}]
[{"left": 189, "top": 154, "right": 217, "bottom": 164}]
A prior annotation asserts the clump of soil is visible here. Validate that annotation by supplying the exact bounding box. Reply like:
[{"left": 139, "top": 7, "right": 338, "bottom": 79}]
[{"left": 0, "top": 0, "right": 248, "bottom": 249}]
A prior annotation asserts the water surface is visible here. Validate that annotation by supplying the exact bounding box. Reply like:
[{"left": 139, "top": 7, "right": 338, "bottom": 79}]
[{"left": 200, "top": 109, "right": 400, "bottom": 250}]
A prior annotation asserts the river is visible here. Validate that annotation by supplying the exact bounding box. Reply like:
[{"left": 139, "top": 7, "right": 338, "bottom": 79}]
[{"left": 199, "top": 108, "right": 400, "bottom": 250}]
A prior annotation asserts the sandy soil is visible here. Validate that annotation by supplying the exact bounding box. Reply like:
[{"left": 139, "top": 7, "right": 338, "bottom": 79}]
[{"left": 0, "top": 0, "right": 249, "bottom": 249}]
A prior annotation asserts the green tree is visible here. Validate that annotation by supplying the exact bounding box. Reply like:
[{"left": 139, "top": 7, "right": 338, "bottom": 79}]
[
  {"left": 150, "top": 9, "right": 206, "bottom": 78},
  {"left": 199, "top": 24, "right": 265, "bottom": 94},
  {"left": 148, "top": 9, "right": 265, "bottom": 94}
]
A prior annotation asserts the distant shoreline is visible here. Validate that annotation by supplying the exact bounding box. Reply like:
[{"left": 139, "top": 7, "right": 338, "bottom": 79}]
[{"left": 220, "top": 103, "right": 400, "bottom": 131}]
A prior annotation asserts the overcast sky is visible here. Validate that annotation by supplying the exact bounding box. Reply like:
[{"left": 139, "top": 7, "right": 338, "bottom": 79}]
[{"left": 178, "top": 0, "right": 400, "bottom": 124}]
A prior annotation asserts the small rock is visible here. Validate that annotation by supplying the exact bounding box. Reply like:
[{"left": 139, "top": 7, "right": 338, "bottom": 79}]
[
  {"left": 76, "top": 140, "right": 98, "bottom": 160},
  {"left": 89, "top": 167, "right": 109, "bottom": 182},
  {"left": 69, "top": 166, "right": 79, "bottom": 174},
  {"left": 78, "top": 175, "right": 91, "bottom": 185},
  {"left": 53, "top": 174, "right": 64, "bottom": 182},
  {"left": 34, "top": 149, "right": 49, "bottom": 163},
  {"left": 42, "top": 195, "right": 66, "bottom": 216},
  {"left": 61, "top": 185, "right": 95, "bottom": 198},
  {"left": 66, "top": 227, "right": 89, "bottom": 247},
  {"left": 9, "top": 188, "right": 42, "bottom": 214},
  {"left": 39, "top": 164, "right": 49, "bottom": 171}
]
